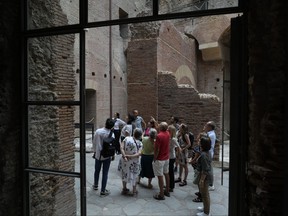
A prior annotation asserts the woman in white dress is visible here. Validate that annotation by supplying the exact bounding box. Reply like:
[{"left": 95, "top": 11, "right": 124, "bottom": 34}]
[{"left": 118, "top": 128, "right": 143, "bottom": 196}]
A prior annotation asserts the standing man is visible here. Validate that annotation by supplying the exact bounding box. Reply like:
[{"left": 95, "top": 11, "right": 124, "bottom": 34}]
[
  {"left": 152, "top": 122, "right": 170, "bottom": 200},
  {"left": 92, "top": 118, "right": 115, "bottom": 197},
  {"left": 169, "top": 116, "right": 180, "bottom": 131},
  {"left": 132, "top": 109, "right": 146, "bottom": 133},
  {"left": 204, "top": 121, "right": 216, "bottom": 191},
  {"left": 113, "top": 112, "right": 126, "bottom": 154}
]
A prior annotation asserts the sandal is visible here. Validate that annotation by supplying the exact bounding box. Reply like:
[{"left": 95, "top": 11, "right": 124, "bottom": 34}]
[
  {"left": 164, "top": 191, "right": 170, "bottom": 197},
  {"left": 179, "top": 180, "right": 187, "bottom": 186},
  {"left": 153, "top": 193, "right": 165, "bottom": 200},
  {"left": 174, "top": 177, "right": 181, "bottom": 183},
  {"left": 193, "top": 197, "right": 203, "bottom": 202},
  {"left": 127, "top": 190, "right": 138, "bottom": 196},
  {"left": 121, "top": 188, "right": 129, "bottom": 195}
]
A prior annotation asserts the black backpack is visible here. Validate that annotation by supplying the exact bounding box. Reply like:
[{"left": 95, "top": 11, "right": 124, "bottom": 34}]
[{"left": 101, "top": 130, "right": 116, "bottom": 158}]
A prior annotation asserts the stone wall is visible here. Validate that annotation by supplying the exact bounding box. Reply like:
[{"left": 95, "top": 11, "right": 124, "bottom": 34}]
[
  {"left": 127, "top": 39, "right": 158, "bottom": 120},
  {"left": 68, "top": 1, "right": 149, "bottom": 128},
  {"left": 197, "top": 58, "right": 223, "bottom": 100},
  {"left": 127, "top": 20, "right": 197, "bottom": 122},
  {"left": 247, "top": 0, "right": 287, "bottom": 215},
  {"left": 158, "top": 21, "right": 197, "bottom": 87},
  {"left": 158, "top": 72, "right": 221, "bottom": 160},
  {"left": 27, "top": 1, "right": 76, "bottom": 215}
]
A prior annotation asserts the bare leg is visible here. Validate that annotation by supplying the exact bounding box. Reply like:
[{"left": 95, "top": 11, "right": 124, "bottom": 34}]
[
  {"left": 184, "top": 164, "right": 189, "bottom": 181},
  {"left": 164, "top": 172, "right": 170, "bottom": 193},
  {"left": 148, "top": 178, "right": 153, "bottom": 188},
  {"left": 157, "top": 176, "right": 164, "bottom": 197},
  {"left": 179, "top": 165, "right": 183, "bottom": 180}
]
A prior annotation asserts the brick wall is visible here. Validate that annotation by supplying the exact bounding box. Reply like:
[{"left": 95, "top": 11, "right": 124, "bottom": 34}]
[
  {"left": 158, "top": 21, "right": 197, "bottom": 87},
  {"left": 158, "top": 21, "right": 196, "bottom": 78},
  {"left": 197, "top": 58, "right": 223, "bottom": 100},
  {"left": 127, "top": 39, "right": 158, "bottom": 120},
  {"left": 158, "top": 72, "right": 221, "bottom": 160},
  {"left": 27, "top": 1, "right": 77, "bottom": 215}
]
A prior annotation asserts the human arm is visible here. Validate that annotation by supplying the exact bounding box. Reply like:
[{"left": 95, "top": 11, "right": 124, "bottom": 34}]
[
  {"left": 120, "top": 140, "right": 128, "bottom": 162},
  {"left": 153, "top": 136, "right": 160, "bottom": 162},
  {"left": 182, "top": 133, "right": 191, "bottom": 150},
  {"left": 125, "top": 148, "right": 142, "bottom": 159},
  {"left": 190, "top": 152, "right": 200, "bottom": 164},
  {"left": 150, "top": 116, "right": 159, "bottom": 130},
  {"left": 118, "top": 118, "right": 127, "bottom": 128},
  {"left": 141, "top": 117, "right": 146, "bottom": 131},
  {"left": 125, "top": 140, "right": 142, "bottom": 159}
]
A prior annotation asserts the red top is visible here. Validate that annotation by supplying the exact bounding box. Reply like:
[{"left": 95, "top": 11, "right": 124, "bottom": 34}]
[{"left": 155, "top": 130, "right": 170, "bottom": 160}]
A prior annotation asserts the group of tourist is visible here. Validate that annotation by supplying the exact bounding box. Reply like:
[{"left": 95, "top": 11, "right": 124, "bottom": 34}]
[{"left": 92, "top": 110, "right": 217, "bottom": 216}]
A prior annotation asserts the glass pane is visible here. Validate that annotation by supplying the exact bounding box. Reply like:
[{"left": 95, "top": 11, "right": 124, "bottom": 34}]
[
  {"left": 159, "top": 0, "right": 239, "bottom": 14},
  {"left": 28, "top": 105, "right": 80, "bottom": 172},
  {"left": 85, "top": 27, "right": 111, "bottom": 125},
  {"left": 27, "top": 34, "right": 79, "bottom": 101},
  {"left": 88, "top": 0, "right": 152, "bottom": 23},
  {"left": 29, "top": 173, "right": 80, "bottom": 216},
  {"left": 27, "top": 0, "right": 79, "bottom": 30}
]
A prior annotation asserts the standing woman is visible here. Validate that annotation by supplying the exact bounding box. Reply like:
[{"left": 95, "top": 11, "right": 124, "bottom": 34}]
[
  {"left": 175, "top": 123, "right": 191, "bottom": 186},
  {"left": 139, "top": 128, "right": 157, "bottom": 188},
  {"left": 120, "top": 113, "right": 135, "bottom": 142},
  {"left": 168, "top": 125, "right": 180, "bottom": 192},
  {"left": 118, "top": 128, "right": 143, "bottom": 196},
  {"left": 196, "top": 136, "right": 212, "bottom": 216}
]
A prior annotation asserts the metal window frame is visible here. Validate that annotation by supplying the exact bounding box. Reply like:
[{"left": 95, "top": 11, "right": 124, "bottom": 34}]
[{"left": 21, "top": 0, "right": 246, "bottom": 215}]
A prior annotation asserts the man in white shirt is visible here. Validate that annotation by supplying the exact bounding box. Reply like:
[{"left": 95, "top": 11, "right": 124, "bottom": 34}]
[
  {"left": 92, "top": 118, "right": 115, "bottom": 197},
  {"left": 132, "top": 109, "right": 146, "bottom": 133}
]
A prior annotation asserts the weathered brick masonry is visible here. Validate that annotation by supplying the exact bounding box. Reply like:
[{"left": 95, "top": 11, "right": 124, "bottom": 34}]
[
  {"left": 2, "top": 1, "right": 288, "bottom": 216},
  {"left": 27, "top": 0, "right": 76, "bottom": 215},
  {"left": 128, "top": 21, "right": 221, "bottom": 160},
  {"left": 158, "top": 72, "right": 221, "bottom": 160}
]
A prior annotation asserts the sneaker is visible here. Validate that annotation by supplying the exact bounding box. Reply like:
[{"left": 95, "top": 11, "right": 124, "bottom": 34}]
[
  {"left": 100, "top": 189, "right": 110, "bottom": 197},
  {"left": 196, "top": 212, "right": 210, "bottom": 216},
  {"left": 208, "top": 185, "right": 215, "bottom": 191},
  {"left": 92, "top": 185, "right": 98, "bottom": 190},
  {"left": 197, "top": 206, "right": 204, "bottom": 211}
]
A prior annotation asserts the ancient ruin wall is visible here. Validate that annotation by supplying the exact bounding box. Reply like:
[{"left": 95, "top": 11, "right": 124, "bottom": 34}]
[
  {"left": 158, "top": 72, "right": 221, "bottom": 160},
  {"left": 197, "top": 58, "right": 223, "bottom": 100},
  {"left": 127, "top": 39, "right": 158, "bottom": 120},
  {"left": 158, "top": 21, "right": 197, "bottom": 87},
  {"left": 27, "top": 0, "right": 76, "bottom": 215}
]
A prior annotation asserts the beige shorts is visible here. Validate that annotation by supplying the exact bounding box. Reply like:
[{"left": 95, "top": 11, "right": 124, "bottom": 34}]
[{"left": 152, "top": 159, "right": 169, "bottom": 176}]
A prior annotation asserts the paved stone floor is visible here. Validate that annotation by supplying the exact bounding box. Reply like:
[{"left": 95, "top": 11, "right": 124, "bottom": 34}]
[{"left": 75, "top": 151, "right": 229, "bottom": 216}]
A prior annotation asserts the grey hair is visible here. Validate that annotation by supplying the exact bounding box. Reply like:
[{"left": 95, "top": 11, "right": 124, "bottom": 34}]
[
  {"left": 133, "top": 128, "right": 143, "bottom": 140},
  {"left": 149, "top": 128, "right": 157, "bottom": 139}
]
